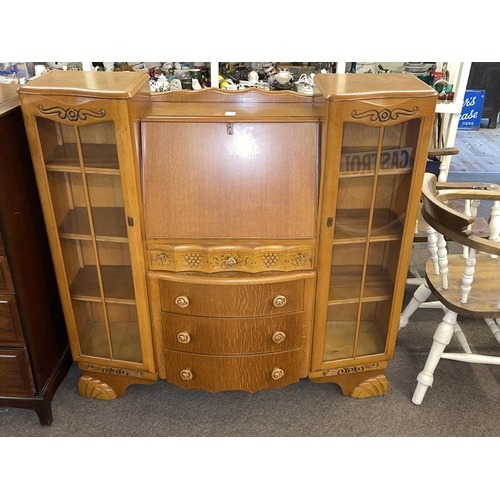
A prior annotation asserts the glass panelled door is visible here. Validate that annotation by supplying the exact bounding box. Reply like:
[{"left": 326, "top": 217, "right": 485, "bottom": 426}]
[
  {"left": 323, "top": 117, "right": 422, "bottom": 363},
  {"left": 37, "top": 116, "right": 142, "bottom": 363}
]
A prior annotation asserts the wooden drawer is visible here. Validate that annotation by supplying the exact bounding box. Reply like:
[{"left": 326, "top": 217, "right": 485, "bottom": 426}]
[
  {"left": 0, "top": 295, "right": 24, "bottom": 345},
  {"left": 159, "top": 278, "right": 304, "bottom": 317},
  {"left": 162, "top": 311, "right": 305, "bottom": 354},
  {"left": 163, "top": 349, "right": 302, "bottom": 392},
  {"left": 0, "top": 347, "right": 34, "bottom": 397},
  {"left": 0, "top": 256, "right": 14, "bottom": 294}
]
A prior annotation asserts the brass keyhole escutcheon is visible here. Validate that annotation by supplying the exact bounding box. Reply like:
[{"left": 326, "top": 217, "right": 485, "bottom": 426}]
[
  {"left": 175, "top": 296, "right": 189, "bottom": 308},
  {"left": 177, "top": 331, "right": 191, "bottom": 344},
  {"left": 271, "top": 368, "right": 284, "bottom": 380},
  {"left": 272, "top": 331, "right": 286, "bottom": 344},
  {"left": 273, "top": 295, "right": 287, "bottom": 308},
  {"left": 180, "top": 369, "right": 193, "bottom": 380}
]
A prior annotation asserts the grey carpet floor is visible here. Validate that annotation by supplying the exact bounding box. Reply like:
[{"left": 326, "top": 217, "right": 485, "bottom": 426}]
[
  {"left": 2, "top": 307, "right": 500, "bottom": 437},
  {"left": 1, "top": 171, "right": 500, "bottom": 437},
  {"left": 2, "top": 262, "right": 500, "bottom": 436}
]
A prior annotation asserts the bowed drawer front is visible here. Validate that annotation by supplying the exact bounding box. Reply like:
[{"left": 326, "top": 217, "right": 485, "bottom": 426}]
[
  {"left": 163, "top": 349, "right": 303, "bottom": 392},
  {"left": 149, "top": 271, "right": 315, "bottom": 392},
  {"left": 162, "top": 311, "right": 304, "bottom": 354},
  {"left": 159, "top": 278, "right": 304, "bottom": 317}
]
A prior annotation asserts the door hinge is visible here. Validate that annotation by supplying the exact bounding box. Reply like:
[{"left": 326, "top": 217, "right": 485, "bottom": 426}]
[
  {"left": 128, "top": 216, "right": 134, "bottom": 227},
  {"left": 327, "top": 217, "right": 333, "bottom": 227}
]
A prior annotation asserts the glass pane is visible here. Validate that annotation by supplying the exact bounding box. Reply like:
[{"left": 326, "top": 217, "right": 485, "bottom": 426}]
[
  {"left": 74, "top": 299, "right": 110, "bottom": 358},
  {"left": 37, "top": 116, "right": 142, "bottom": 363},
  {"left": 107, "top": 303, "right": 141, "bottom": 364},
  {"left": 323, "top": 118, "right": 422, "bottom": 363},
  {"left": 340, "top": 122, "right": 381, "bottom": 176}
]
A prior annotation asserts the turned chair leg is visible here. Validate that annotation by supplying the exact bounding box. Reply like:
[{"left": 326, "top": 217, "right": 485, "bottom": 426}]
[
  {"left": 399, "top": 281, "right": 433, "bottom": 330},
  {"left": 485, "top": 318, "right": 500, "bottom": 344},
  {"left": 453, "top": 321, "right": 472, "bottom": 354},
  {"left": 413, "top": 309, "right": 458, "bottom": 405}
]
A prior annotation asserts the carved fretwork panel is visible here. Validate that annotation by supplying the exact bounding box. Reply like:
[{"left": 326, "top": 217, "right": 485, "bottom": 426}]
[{"left": 148, "top": 244, "right": 315, "bottom": 273}]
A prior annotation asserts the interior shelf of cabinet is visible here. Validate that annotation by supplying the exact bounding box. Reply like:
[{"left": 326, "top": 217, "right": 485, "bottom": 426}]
[
  {"left": 58, "top": 207, "right": 127, "bottom": 242},
  {"left": 338, "top": 168, "right": 411, "bottom": 178},
  {"left": 44, "top": 143, "right": 119, "bottom": 174},
  {"left": 333, "top": 209, "right": 403, "bottom": 243},
  {"left": 69, "top": 265, "right": 135, "bottom": 304},
  {"left": 328, "top": 265, "right": 394, "bottom": 304},
  {"left": 80, "top": 321, "right": 142, "bottom": 363},
  {"left": 323, "top": 320, "right": 386, "bottom": 360}
]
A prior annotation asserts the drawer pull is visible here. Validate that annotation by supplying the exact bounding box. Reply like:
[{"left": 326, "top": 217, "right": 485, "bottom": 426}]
[
  {"left": 180, "top": 368, "right": 193, "bottom": 380},
  {"left": 175, "top": 296, "right": 190, "bottom": 308},
  {"left": 271, "top": 331, "right": 286, "bottom": 344},
  {"left": 177, "top": 331, "right": 191, "bottom": 344},
  {"left": 273, "top": 295, "right": 287, "bottom": 308},
  {"left": 271, "top": 368, "right": 285, "bottom": 380},
  {"left": 225, "top": 257, "right": 237, "bottom": 268}
]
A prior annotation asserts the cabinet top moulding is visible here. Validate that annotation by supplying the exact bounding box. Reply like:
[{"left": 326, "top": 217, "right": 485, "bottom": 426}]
[
  {"left": 145, "top": 88, "right": 326, "bottom": 122},
  {"left": 18, "top": 71, "right": 150, "bottom": 99},
  {"left": 314, "top": 73, "right": 437, "bottom": 101},
  {"left": 150, "top": 87, "right": 323, "bottom": 103}
]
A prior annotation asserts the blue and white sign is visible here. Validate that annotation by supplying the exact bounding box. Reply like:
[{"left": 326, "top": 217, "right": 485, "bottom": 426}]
[{"left": 458, "top": 90, "right": 485, "bottom": 130}]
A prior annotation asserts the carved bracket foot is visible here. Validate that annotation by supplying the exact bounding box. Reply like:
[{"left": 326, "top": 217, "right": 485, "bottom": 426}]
[
  {"left": 350, "top": 374, "right": 388, "bottom": 398},
  {"left": 78, "top": 375, "right": 117, "bottom": 400},
  {"left": 309, "top": 364, "right": 389, "bottom": 398},
  {"left": 78, "top": 363, "right": 158, "bottom": 399}
]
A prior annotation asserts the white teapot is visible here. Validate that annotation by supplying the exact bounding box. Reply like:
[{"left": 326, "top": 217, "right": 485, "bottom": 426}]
[
  {"left": 248, "top": 70, "right": 259, "bottom": 84},
  {"left": 275, "top": 69, "right": 293, "bottom": 85}
]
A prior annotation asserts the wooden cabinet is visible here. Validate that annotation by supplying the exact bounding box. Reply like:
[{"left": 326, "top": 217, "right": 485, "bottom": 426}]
[
  {"left": 0, "top": 84, "right": 71, "bottom": 425},
  {"left": 143, "top": 90, "right": 319, "bottom": 393},
  {"left": 18, "top": 72, "right": 158, "bottom": 399},
  {"left": 309, "top": 74, "right": 437, "bottom": 396},
  {"left": 18, "top": 72, "right": 436, "bottom": 401}
]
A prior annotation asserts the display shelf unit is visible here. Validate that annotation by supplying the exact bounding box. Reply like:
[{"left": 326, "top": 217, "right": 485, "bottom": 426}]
[
  {"left": 309, "top": 73, "right": 437, "bottom": 396},
  {"left": 18, "top": 71, "right": 158, "bottom": 399}
]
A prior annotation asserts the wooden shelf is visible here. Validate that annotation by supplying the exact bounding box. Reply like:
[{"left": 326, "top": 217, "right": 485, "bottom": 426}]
[
  {"left": 334, "top": 209, "right": 403, "bottom": 243},
  {"left": 58, "top": 207, "right": 127, "bottom": 242},
  {"left": 339, "top": 167, "right": 411, "bottom": 179},
  {"left": 69, "top": 265, "right": 135, "bottom": 304},
  {"left": 45, "top": 143, "right": 119, "bottom": 174},
  {"left": 80, "top": 320, "right": 142, "bottom": 363},
  {"left": 328, "top": 265, "right": 394, "bottom": 304},
  {"left": 323, "top": 320, "right": 386, "bottom": 360}
]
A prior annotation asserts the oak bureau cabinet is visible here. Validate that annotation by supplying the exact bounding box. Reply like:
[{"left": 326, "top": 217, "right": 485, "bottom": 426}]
[
  {"left": 18, "top": 72, "right": 436, "bottom": 400},
  {"left": 18, "top": 72, "right": 157, "bottom": 399},
  {"left": 143, "top": 89, "right": 320, "bottom": 391}
]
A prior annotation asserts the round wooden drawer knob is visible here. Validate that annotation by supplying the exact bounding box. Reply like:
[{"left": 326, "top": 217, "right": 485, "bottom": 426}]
[
  {"left": 271, "top": 368, "right": 285, "bottom": 380},
  {"left": 175, "top": 296, "right": 190, "bottom": 308},
  {"left": 180, "top": 369, "right": 193, "bottom": 380},
  {"left": 273, "top": 295, "right": 287, "bottom": 308},
  {"left": 177, "top": 331, "right": 191, "bottom": 344},
  {"left": 271, "top": 331, "right": 286, "bottom": 344}
]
